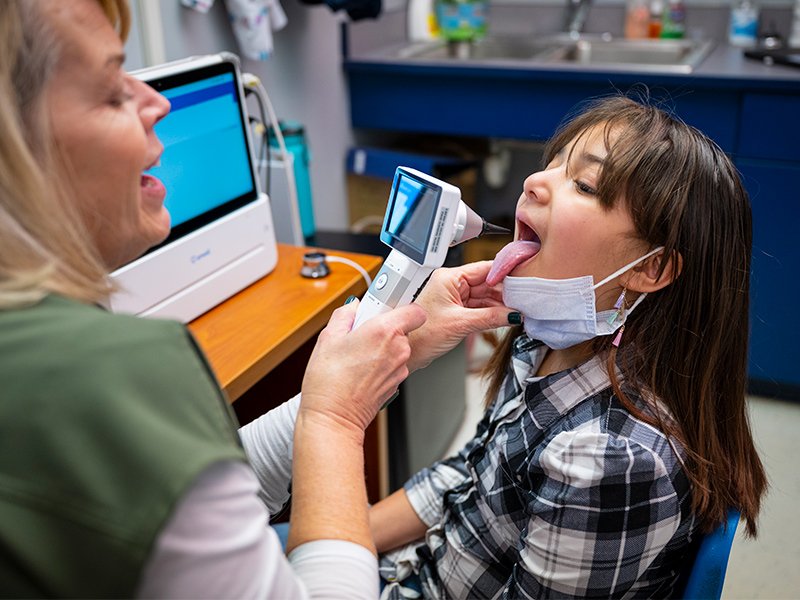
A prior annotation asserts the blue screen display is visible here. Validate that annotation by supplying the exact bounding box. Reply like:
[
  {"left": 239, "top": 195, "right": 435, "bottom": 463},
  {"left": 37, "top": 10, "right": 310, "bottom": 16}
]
[
  {"left": 383, "top": 172, "right": 440, "bottom": 264},
  {"left": 145, "top": 73, "right": 254, "bottom": 228}
]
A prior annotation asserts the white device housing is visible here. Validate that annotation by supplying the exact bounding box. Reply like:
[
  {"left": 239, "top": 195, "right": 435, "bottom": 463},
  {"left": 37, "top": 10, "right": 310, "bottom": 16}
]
[
  {"left": 353, "top": 167, "right": 463, "bottom": 328},
  {"left": 108, "top": 53, "right": 277, "bottom": 323}
]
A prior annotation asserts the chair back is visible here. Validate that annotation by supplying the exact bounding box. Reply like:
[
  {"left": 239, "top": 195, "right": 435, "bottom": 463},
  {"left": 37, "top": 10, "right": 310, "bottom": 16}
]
[{"left": 680, "top": 509, "right": 741, "bottom": 600}]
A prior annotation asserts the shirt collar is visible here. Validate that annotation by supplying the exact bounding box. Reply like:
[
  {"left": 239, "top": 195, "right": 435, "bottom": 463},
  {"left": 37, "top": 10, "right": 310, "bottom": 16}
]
[{"left": 507, "top": 335, "right": 614, "bottom": 424}]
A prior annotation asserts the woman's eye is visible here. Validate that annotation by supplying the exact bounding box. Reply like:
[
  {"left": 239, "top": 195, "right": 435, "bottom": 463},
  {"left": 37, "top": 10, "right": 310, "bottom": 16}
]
[
  {"left": 575, "top": 180, "right": 597, "bottom": 195},
  {"left": 109, "top": 89, "right": 134, "bottom": 107}
]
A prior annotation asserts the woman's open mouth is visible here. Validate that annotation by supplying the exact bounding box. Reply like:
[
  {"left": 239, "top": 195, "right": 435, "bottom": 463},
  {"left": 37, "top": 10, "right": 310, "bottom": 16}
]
[{"left": 140, "top": 173, "right": 166, "bottom": 204}]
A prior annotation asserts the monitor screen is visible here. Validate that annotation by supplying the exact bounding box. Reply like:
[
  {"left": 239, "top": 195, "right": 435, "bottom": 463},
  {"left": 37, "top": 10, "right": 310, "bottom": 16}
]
[
  {"left": 141, "top": 61, "right": 258, "bottom": 253},
  {"left": 382, "top": 171, "right": 441, "bottom": 264}
]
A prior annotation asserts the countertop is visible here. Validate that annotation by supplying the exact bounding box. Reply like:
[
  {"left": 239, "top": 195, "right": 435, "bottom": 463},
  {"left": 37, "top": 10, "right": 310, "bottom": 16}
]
[{"left": 345, "top": 39, "right": 800, "bottom": 90}]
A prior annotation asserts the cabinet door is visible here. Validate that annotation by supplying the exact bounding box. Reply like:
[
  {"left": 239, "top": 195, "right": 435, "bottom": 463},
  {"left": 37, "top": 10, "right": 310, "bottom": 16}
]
[
  {"left": 738, "top": 159, "right": 800, "bottom": 394},
  {"left": 738, "top": 93, "right": 800, "bottom": 163}
]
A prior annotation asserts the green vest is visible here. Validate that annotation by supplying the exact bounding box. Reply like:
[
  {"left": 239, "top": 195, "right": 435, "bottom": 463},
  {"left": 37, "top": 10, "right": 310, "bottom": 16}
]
[{"left": 0, "top": 295, "right": 247, "bottom": 597}]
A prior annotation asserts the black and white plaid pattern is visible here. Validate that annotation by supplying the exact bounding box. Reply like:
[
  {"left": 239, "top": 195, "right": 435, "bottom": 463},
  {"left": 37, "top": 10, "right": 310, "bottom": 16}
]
[{"left": 380, "top": 336, "right": 696, "bottom": 599}]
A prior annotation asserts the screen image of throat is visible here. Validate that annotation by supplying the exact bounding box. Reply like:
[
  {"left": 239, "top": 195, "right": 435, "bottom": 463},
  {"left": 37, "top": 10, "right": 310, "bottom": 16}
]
[{"left": 386, "top": 173, "right": 440, "bottom": 264}]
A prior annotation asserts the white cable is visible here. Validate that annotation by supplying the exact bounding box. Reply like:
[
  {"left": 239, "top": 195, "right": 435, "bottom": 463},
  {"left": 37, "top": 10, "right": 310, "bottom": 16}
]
[
  {"left": 325, "top": 255, "right": 372, "bottom": 288},
  {"left": 241, "top": 73, "right": 304, "bottom": 246}
]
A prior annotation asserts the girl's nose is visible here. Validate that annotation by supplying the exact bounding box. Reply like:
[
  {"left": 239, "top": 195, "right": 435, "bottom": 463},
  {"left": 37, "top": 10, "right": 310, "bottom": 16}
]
[{"left": 522, "top": 170, "right": 550, "bottom": 205}]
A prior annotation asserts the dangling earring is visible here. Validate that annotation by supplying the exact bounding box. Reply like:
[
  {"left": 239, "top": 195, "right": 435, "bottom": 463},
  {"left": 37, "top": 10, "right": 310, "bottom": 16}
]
[
  {"left": 607, "top": 288, "right": 627, "bottom": 325},
  {"left": 608, "top": 288, "right": 627, "bottom": 348}
]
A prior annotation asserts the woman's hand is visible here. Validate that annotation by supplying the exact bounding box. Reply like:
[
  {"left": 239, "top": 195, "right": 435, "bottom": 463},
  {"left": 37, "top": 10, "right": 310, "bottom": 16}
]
[
  {"left": 408, "top": 261, "right": 514, "bottom": 372},
  {"left": 300, "top": 300, "right": 427, "bottom": 439}
]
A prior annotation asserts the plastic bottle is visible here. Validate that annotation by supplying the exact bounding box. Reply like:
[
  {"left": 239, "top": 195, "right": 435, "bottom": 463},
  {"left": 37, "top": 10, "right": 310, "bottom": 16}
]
[
  {"left": 625, "top": 0, "right": 650, "bottom": 39},
  {"left": 729, "top": 0, "right": 759, "bottom": 47},
  {"left": 408, "top": 0, "right": 440, "bottom": 42},
  {"left": 269, "top": 121, "right": 315, "bottom": 241},
  {"left": 660, "top": 0, "right": 686, "bottom": 39},
  {"left": 648, "top": 0, "right": 663, "bottom": 38},
  {"left": 435, "top": 0, "right": 488, "bottom": 42}
]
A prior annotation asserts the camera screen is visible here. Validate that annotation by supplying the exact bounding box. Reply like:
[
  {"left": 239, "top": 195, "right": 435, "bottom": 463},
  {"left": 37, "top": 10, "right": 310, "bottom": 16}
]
[{"left": 383, "top": 172, "right": 441, "bottom": 264}]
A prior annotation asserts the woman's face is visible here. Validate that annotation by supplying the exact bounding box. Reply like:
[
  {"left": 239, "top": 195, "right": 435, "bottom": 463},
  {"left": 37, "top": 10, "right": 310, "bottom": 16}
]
[
  {"left": 44, "top": 0, "right": 171, "bottom": 269},
  {"left": 512, "top": 125, "right": 649, "bottom": 310}
]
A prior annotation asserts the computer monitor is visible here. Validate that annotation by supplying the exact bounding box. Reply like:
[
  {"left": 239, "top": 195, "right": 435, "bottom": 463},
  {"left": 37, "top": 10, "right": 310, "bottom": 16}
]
[{"left": 108, "top": 53, "right": 277, "bottom": 323}]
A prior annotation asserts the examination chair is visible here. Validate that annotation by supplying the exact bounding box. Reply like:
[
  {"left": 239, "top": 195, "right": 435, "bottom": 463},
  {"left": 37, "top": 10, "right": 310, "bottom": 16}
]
[{"left": 679, "top": 509, "right": 741, "bottom": 600}]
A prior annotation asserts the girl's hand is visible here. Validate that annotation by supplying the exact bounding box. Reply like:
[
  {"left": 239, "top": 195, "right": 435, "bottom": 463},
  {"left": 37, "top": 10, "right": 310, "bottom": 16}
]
[
  {"left": 408, "top": 261, "right": 514, "bottom": 372},
  {"left": 300, "top": 300, "right": 427, "bottom": 438}
]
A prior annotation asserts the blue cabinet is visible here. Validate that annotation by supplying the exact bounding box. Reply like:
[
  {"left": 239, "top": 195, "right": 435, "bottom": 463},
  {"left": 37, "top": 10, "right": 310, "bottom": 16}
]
[
  {"left": 738, "top": 93, "right": 800, "bottom": 162},
  {"left": 739, "top": 159, "right": 800, "bottom": 395},
  {"left": 736, "top": 92, "right": 800, "bottom": 397},
  {"left": 346, "top": 65, "right": 739, "bottom": 151}
]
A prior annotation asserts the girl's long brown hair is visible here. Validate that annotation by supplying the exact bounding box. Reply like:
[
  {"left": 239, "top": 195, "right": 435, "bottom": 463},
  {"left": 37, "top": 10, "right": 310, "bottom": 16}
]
[{"left": 484, "top": 95, "right": 767, "bottom": 536}]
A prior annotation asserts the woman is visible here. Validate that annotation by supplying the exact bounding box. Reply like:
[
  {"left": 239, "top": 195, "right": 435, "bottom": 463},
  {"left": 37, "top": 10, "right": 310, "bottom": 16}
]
[{"left": 0, "top": 0, "right": 514, "bottom": 596}]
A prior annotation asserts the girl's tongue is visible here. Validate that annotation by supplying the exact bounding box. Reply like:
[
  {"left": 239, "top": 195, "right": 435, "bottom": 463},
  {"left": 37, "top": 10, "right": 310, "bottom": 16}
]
[{"left": 486, "top": 240, "right": 541, "bottom": 286}]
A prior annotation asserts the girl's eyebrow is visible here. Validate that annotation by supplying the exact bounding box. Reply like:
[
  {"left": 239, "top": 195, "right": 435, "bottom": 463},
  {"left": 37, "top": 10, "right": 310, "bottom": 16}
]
[
  {"left": 564, "top": 150, "right": 605, "bottom": 176},
  {"left": 578, "top": 152, "right": 605, "bottom": 167}
]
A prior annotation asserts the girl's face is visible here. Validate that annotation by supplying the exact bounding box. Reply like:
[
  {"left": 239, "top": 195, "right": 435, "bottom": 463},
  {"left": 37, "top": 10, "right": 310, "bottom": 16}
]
[
  {"left": 44, "top": 0, "right": 171, "bottom": 269},
  {"left": 511, "top": 125, "right": 650, "bottom": 310}
]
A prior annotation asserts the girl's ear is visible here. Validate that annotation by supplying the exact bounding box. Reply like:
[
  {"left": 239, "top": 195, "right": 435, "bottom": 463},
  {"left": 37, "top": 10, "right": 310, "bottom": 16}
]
[{"left": 624, "top": 249, "right": 683, "bottom": 293}]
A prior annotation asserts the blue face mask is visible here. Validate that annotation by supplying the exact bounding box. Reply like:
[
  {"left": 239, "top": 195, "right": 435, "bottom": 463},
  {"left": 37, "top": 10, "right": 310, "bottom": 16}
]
[{"left": 502, "top": 247, "right": 663, "bottom": 350}]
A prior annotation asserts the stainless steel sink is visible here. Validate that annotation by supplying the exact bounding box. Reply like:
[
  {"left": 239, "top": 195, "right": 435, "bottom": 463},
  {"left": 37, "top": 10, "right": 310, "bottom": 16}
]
[
  {"left": 546, "top": 38, "right": 715, "bottom": 72},
  {"left": 398, "top": 36, "right": 561, "bottom": 61},
  {"left": 396, "top": 35, "right": 715, "bottom": 73}
]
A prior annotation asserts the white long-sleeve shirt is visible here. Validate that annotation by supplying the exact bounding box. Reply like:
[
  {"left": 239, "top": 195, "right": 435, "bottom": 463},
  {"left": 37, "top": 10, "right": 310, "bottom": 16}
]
[{"left": 135, "top": 394, "right": 378, "bottom": 599}]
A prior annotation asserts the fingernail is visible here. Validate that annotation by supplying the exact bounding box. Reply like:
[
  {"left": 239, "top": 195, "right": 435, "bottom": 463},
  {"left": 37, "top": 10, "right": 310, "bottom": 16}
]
[
  {"left": 344, "top": 295, "right": 356, "bottom": 305},
  {"left": 507, "top": 311, "right": 522, "bottom": 325}
]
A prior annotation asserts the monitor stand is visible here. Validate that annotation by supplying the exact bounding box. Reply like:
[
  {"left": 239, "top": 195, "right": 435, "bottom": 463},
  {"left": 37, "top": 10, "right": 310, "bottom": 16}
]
[{"left": 107, "top": 193, "right": 278, "bottom": 323}]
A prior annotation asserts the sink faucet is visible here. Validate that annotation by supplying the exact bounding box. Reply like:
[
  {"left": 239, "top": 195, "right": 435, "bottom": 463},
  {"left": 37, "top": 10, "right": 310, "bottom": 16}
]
[{"left": 563, "top": 0, "right": 591, "bottom": 37}]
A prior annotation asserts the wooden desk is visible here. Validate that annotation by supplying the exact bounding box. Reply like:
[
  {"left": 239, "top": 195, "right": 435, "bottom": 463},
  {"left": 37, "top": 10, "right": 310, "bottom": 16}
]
[
  {"left": 189, "top": 243, "right": 382, "bottom": 402},
  {"left": 188, "top": 243, "right": 387, "bottom": 502}
]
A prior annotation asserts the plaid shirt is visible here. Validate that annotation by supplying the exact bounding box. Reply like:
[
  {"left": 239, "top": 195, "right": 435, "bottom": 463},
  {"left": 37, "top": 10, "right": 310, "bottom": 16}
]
[{"left": 380, "top": 336, "right": 696, "bottom": 599}]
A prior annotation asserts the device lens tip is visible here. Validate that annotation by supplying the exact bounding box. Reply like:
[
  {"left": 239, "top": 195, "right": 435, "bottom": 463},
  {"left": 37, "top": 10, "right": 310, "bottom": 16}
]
[{"left": 481, "top": 221, "right": 511, "bottom": 236}]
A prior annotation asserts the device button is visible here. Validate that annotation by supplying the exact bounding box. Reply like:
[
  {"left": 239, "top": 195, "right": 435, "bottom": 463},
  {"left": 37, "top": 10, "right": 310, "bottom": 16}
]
[{"left": 375, "top": 273, "right": 389, "bottom": 290}]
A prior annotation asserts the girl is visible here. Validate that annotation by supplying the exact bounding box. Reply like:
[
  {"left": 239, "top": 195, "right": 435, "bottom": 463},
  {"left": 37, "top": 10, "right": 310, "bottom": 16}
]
[{"left": 371, "top": 95, "right": 767, "bottom": 599}]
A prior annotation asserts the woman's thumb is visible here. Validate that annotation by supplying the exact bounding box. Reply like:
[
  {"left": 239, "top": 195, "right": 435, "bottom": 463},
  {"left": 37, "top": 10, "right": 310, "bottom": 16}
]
[{"left": 326, "top": 299, "right": 359, "bottom": 334}]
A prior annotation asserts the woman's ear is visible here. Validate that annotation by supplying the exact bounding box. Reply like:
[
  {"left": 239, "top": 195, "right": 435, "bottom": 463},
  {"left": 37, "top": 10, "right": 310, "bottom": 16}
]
[{"left": 624, "top": 249, "right": 683, "bottom": 293}]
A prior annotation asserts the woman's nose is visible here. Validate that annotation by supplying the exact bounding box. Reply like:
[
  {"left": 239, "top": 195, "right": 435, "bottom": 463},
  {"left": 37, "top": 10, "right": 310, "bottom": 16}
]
[{"left": 136, "top": 78, "right": 170, "bottom": 128}]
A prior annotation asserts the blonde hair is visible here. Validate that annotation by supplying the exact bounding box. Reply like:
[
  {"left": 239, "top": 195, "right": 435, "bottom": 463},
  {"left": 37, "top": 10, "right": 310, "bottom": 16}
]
[{"left": 0, "top": 0, "right": 130, "bottom": 309}]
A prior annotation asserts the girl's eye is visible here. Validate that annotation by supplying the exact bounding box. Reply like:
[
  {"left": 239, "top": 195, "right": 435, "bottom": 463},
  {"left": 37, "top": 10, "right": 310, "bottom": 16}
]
[{"left": 575, "top": 180, "right": 597, "bottom": 195}]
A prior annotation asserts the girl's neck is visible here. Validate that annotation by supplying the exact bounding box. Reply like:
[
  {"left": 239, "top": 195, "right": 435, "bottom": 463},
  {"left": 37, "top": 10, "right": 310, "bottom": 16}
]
[{"left": 536, "top": 342, "right": 595, "bottom": 377}]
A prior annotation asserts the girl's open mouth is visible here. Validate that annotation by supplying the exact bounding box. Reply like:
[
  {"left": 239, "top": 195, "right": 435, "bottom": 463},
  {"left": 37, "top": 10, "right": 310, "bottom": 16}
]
[{"left": 486, "top": 219, "right": 541, "bottom": 286}]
